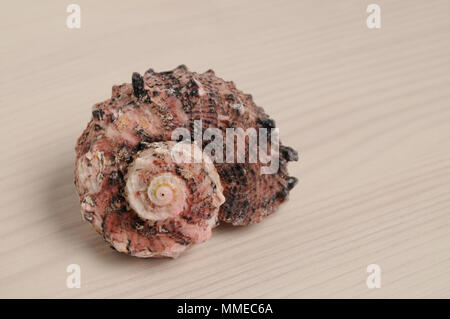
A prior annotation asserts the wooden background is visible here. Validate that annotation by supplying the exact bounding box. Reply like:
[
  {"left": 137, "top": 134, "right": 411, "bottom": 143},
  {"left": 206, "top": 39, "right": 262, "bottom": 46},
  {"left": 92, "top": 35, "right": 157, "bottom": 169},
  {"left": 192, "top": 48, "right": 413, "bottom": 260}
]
[{"left": 1, "top": 0, "right": 450, "bottom": 298}]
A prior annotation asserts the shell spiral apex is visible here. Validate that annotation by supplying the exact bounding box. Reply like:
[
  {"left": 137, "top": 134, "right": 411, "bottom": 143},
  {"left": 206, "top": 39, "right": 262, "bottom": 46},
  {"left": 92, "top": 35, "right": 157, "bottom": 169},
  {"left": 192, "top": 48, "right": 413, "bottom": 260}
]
[{"left": 74, "top": 65, "right": 298, "bottom": 258}]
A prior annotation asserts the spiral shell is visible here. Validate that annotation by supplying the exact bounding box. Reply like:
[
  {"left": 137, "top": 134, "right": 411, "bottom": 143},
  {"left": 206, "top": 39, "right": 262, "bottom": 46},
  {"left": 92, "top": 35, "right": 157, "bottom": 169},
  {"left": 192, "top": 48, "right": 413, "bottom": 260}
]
[{"left": 74, "top": 65, "right": 298, "bottom": 258}]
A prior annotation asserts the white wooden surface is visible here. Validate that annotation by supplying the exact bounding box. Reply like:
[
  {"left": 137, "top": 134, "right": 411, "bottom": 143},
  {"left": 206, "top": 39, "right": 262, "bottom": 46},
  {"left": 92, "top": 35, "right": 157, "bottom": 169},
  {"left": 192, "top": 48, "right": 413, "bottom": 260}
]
[{"left": 1, "top": 0, "right": 450, "bottom": 298}]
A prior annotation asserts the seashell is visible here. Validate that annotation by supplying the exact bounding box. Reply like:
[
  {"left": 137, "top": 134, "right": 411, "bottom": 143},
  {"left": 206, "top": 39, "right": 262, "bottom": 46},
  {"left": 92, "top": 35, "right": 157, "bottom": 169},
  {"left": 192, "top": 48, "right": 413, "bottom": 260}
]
[{"left": 74, "top": 66, "right": 298, "bottom": 258}]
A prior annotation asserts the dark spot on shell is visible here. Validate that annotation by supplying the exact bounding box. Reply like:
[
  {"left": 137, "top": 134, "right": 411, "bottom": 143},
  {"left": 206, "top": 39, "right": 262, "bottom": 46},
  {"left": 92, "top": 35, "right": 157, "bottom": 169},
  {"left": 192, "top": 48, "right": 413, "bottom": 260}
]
[
  {"left": 186, "top": 79, "right": 199, "bottom": 97},
  {"left": 240, "top": 200, "right": 250, "bottom": 217},
  {"left": 226, "top": 94, "right": 235, "bottom": 102},
  {"left": 286, "top": 176, "right": 298, "bottom": 190},
  {"left": 176, "top": 64, "right": 188, "bottom": 70},
  {"left": 186, "top": 79, "right": 198, "bottom": 88},
  {"left": 159, "top": 70, "right": 173, "bottom": 76},
  {"left": 136, "top": 141, "right": 152, "bottom": 151},
  {"left": 258, "top": 117, "right": 276, "bottom": 129},
  {"left": 235, "top": 164, "right": 246, "bottom": 178},
  {"left": 110, "top": 194, "right": 126, "bottom": 212},
  {"left": 133, "top": 219, "right": 145, "bottom": 232},
  {"left": 115, "top": 145, "right": 132, "bottom": 163},
  {"left": 83, "top": 212, "right": 94, "bottom": 222},
  {"left": 280, "top": 145, "right": 298, "bottom": 162},
  {"left": 276, "top": 188, "right": 289, "bottom": 199},
  {"left": 108, "top": 170, "right": 122, "bottom": 186},
  {"left": 132, "top": 72, "right": 145, "bottom": 98},
  {"left": 143, "top": 94, "right": 151, "bottom": 103},
  {"left": 145, "top": 68, "right": 155, "bottom": 75},
  {"left": 92, "top": 109, "right": 104, "bottom": 120}
]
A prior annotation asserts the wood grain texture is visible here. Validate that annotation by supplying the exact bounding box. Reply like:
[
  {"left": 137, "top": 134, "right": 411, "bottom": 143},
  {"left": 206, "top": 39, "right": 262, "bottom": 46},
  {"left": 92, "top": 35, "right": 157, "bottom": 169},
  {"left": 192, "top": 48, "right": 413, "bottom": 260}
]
[{"left": 1, "top": 0, "right": 450, "bottom": 298}]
